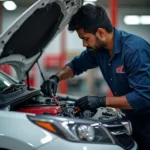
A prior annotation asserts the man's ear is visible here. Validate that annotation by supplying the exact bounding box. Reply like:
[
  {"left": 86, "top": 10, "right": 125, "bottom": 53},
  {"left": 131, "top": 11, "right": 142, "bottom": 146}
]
[{"left": 96, "top": 28, "right": 106, "bottom": 39}]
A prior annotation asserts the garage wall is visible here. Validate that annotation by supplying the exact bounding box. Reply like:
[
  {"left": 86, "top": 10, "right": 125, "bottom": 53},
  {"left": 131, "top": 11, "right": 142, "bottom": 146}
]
[{"left": 118, "top": 8, "right": 150, "bottom": 43}]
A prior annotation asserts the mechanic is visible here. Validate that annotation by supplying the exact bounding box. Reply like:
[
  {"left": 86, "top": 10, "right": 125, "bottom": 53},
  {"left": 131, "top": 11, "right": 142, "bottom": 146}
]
[{"left": 41, "top": 4, "right": 150, "bottom": 149}]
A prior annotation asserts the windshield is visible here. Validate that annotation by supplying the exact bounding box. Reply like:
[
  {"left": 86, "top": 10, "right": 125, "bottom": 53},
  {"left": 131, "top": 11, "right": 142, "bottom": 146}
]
[{"left": 0, "top": 71, "right": 18, "bottom": 91}]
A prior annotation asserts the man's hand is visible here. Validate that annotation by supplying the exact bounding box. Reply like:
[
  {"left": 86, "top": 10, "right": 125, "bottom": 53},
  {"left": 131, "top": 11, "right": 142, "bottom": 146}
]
[
  {"left": 74, "top": 96, "right": 106, "bottom": 110},
  {"left": 40, "top": 75, "right": 59, "bottom": 97}
]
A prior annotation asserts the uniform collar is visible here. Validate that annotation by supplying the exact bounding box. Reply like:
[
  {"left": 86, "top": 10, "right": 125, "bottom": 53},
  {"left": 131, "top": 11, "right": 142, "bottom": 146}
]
[
  {"left": 113, "top": 27, "right": 121, "bottom": 55},
  {"left": 108, "top": 28, "right": 121, "bottom": 62}
]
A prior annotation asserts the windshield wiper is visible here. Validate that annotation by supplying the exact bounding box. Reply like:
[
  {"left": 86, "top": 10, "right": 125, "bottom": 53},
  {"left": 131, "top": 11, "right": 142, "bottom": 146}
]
[{"left": 2, "top": 83, "right": 26, "bottom": 94}]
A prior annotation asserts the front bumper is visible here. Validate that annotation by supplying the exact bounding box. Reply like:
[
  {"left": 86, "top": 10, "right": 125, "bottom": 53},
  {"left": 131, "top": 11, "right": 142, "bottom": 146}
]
[{"left": 37, "top": 137, "right": 138, "bottom": 150}]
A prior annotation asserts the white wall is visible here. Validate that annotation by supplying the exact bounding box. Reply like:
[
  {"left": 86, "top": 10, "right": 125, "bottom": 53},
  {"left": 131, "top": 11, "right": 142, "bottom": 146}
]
[{"left": 118, "top": 8, "right": 150, "bottom": 43}]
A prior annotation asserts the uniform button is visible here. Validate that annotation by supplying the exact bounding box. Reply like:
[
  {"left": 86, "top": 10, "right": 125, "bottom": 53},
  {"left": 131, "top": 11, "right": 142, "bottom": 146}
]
[
  {"left": 110, "top": 78, "right": 112, "bottom": 81},
  {"left": 108, "top": 63, "right": 111, "bottom": 66},
  {"left": 115, "top": 92, "right": 117, "bottom": 95}
]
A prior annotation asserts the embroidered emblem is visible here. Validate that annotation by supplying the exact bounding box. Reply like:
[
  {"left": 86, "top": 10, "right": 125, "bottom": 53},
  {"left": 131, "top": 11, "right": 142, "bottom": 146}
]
[{"left": 116, "top": 65, "right": 125, "bottom": 73}]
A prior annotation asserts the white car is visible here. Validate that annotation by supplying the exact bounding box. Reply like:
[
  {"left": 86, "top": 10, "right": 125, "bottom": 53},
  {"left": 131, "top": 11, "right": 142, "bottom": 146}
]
[{"left": 0, "top": 0, "right": 137, "bottom": 150}]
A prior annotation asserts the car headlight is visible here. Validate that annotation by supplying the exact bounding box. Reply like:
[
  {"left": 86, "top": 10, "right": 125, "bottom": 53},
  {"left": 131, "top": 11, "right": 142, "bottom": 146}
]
[{"left": 28, "top": 115, "right": 115, "bottom": 144}]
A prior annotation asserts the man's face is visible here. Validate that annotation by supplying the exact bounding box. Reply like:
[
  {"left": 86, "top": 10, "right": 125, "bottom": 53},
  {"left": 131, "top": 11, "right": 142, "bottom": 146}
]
[{"left": 76, "top": 28, "right": 106, "bottom": 51}]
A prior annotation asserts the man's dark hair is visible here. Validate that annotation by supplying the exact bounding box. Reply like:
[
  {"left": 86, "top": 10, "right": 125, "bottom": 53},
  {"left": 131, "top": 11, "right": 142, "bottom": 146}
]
[{"left": 68, "top": 4, "right": 113, "bottom": 34}]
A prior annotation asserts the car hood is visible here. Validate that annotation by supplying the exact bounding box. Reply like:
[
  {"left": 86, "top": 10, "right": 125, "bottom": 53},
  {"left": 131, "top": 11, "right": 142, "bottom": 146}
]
[{"left": 0, "top": 0, "right": 82, "bottom": 81}]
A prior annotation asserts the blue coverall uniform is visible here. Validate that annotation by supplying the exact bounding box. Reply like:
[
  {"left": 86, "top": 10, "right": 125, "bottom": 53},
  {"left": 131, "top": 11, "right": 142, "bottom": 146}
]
[{"left": 67, "top": 28, "right": 150, "bottom": 149}]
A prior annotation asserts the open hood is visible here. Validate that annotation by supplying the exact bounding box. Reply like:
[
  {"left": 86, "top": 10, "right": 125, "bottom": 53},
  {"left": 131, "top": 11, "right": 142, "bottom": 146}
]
[{"left": 0, "top": 0, "right": 83, "bottom": 81}]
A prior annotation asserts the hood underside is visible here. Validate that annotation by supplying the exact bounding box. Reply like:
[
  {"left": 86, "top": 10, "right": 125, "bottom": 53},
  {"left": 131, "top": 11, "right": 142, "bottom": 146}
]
[{"left": 0, "top": 0, "right": 82, "bottom": 81}]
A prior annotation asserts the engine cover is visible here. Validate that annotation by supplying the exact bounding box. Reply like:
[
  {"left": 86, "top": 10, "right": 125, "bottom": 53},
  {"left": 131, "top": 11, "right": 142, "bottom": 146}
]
[{"left": 18, "top": 106, "right": 62, "bottom": 115}]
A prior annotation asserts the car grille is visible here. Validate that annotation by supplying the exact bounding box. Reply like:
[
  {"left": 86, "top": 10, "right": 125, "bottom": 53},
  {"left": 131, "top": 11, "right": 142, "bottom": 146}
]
[
  {"left": 104, "top": 123, "right": 134, "bottom": 150},
  {"left": 114, "top": 134, "right": 134, "bottom": 150}
]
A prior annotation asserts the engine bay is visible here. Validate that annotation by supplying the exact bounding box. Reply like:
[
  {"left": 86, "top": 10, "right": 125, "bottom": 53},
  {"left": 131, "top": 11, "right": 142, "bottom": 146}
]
[{"left": 15, "top": 93, "right": 120, "bottom": 123}]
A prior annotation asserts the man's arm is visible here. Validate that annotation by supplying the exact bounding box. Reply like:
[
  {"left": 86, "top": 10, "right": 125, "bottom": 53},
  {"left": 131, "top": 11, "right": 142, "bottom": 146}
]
[
  {"left": 56, "top": 66, "right": 74, "bottom": 81},
  {"left": 56, "top": 49, "right": 98, "bottom": 81},
  {"left": 75, "top": 95, "right": 133, "bottom": 110},
  {"left": 106, "top": 96, "right": 132, "bottom": 109}
]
